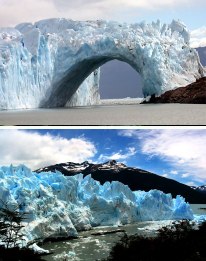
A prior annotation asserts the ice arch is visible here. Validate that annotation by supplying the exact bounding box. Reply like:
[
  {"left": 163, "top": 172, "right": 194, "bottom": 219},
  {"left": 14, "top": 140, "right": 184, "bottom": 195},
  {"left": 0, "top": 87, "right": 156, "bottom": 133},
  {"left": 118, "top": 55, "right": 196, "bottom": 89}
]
[
  {"left": 44, "top": 53, "right": 141, "bottom": 107},
  {"left": 0, "top": 18, "right": 204, "bottom": 109}
]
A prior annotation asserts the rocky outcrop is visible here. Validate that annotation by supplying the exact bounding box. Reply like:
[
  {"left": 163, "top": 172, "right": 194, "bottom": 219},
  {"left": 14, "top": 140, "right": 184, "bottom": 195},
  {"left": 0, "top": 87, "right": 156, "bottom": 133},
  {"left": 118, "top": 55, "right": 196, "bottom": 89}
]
[{"left": 145, "top": 77, "right": 206, "bottom": 103}]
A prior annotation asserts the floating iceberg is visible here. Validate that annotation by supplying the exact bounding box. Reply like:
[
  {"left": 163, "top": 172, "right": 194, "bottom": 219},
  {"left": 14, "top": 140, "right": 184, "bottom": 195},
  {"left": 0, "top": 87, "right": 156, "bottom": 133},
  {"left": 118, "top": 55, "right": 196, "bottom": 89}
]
[
  {"left": 0, "top": 165, "right": 194, "bottom": 244},
  {"left": 0, "top": 18, "right": 204, "bottom": 109}
]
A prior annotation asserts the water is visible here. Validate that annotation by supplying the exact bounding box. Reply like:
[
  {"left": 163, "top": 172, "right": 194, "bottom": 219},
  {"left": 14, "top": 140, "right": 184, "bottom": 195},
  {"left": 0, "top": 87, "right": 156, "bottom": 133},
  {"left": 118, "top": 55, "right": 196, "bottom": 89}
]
[
  {"left": 1, "top": 104, "right": 206, "bottom": 125},
  {"left": 190, "top": 204, "right": 206, "bottom": 215},
  {"left": 41, "top": 221, "right": 172, "bottom": 261},
  {"left": 100, "top": 98, "right": 144, "bottom": 105},
  {"left": 41, "top": 204, "right": 206, "bottom": 261}
]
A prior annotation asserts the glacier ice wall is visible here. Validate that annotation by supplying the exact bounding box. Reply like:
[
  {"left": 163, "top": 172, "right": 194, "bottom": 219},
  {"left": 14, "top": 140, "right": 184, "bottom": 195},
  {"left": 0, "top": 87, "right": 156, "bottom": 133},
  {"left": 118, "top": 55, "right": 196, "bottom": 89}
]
[
  {"left": 66, "top": 69, "right": 100, "bottom": 107},
  {"left": 0, "top": 18, "right": 204, "bottom": 109},
  {"left": 0, "top": 165, "right": 193, "bottom": 243}
]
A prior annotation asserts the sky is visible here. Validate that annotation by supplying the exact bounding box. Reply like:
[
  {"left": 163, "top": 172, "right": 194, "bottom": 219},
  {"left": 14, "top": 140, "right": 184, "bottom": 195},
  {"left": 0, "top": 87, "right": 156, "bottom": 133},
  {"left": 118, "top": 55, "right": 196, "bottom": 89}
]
[
  {"left": 1, "top": 128, "right": 206, "bottom": 187},
  {"left": 0, "top": 0, "right": 206, "bottom": 47},
  {"left": 100, "top": 60, "right": 143, "bottom": 99}
]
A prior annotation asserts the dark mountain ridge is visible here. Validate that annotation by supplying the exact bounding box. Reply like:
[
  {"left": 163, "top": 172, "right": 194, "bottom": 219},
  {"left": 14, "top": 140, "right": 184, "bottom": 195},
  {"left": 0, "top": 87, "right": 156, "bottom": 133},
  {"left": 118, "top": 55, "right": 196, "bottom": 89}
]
[
  {"left": 35, "top": 160, "right": 206, "bottom": 204},
  {"left": 191, "top": 185, "right": 206, "bottom": 194}
]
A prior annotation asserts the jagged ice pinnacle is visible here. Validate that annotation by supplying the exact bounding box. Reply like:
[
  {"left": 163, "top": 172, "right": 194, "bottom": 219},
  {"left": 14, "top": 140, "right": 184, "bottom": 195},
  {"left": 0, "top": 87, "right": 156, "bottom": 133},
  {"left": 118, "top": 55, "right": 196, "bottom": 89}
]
[
  {"left": 0, "top": 18, "right": 204, "bottom": 109},
  {"left": 0, "top": 165, "right": 194, "bottom": 244}
]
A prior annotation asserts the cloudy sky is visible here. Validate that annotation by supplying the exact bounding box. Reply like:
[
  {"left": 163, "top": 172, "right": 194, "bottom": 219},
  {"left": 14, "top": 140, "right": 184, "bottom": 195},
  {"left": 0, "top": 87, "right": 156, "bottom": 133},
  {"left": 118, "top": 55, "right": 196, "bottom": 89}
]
[
  {"left": 0, "top": 0, "right": 205, "bottom": 29},
  {"left": 100, "top": 60, "right": 143, "bottom": 99},
  {"left": 0, "top": 0, "right": 206, "bottom": 47},
  {"left": 1, "top": 128, "right": 206, "bottom": 187}
]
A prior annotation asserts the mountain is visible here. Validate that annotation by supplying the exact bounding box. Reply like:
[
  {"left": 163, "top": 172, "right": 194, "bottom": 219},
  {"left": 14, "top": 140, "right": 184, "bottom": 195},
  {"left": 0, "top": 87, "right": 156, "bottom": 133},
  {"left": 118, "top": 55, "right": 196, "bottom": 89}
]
[
  {"left": 197, "top": 47, "right": 206, "bottom": 66},
  {"left": 191, "top": 185, "right": 206, "bottom": 194},
  {"left": 36, "top": 160, "right": 206, "bottom": 204}
]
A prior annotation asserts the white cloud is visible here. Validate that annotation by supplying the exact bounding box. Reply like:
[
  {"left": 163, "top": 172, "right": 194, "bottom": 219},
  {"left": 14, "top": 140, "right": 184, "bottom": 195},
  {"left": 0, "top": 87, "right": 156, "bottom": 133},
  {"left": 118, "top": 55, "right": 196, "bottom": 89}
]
[
  {"left": 0, "top": 0, "right": 58, "bottom": 27},
  {"left": 119, "top": 129, "right": 206, "bottom": 182},
  {"left": 182, "top": 173, "right": 190, "bottom": 178},
  {"left": 0, "top": 130, "right": 96, "bottom": 170},
  {"left": 170, "top": 170, "right": 178, "bottom": 175},
  {"left": 50, "top": 0, "right": 206, "bottom": 11},
  {"left": 98, "top": 147, "right": 136, "bottom": 162},
  {"left": 186, "top": 181, "right": 196, "bottom": 187},
  {"left": 118, "top": 129, "right": 139, "bottom": 138},
  {"left": 191, "top": 27, "right": 206, "bottom": 48},
  {"left": 162, "top": 173, "right": 169, "bottom": 178},
  {"left": 116, "top": 0, "right": 193, "bottom": 9},
  {"left": 0, "top": 0, "right": 206, "bottom": 27}
]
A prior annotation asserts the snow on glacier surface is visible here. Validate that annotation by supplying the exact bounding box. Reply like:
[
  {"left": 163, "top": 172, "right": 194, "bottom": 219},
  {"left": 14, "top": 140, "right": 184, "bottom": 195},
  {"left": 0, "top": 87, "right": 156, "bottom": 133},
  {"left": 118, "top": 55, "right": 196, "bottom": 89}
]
[
  {"left": 0, "top": 165, "right": 194, "bottom": 244},
  {"left": 0, "top": 18, "right": 204, "bottom": 109}
]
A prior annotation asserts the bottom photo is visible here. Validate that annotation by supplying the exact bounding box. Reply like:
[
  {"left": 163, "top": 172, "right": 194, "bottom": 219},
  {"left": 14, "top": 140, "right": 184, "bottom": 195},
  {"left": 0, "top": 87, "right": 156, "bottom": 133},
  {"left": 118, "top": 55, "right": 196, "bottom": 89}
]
[{"left": 0, "top": 127, "right": 206, "bottom": 261}]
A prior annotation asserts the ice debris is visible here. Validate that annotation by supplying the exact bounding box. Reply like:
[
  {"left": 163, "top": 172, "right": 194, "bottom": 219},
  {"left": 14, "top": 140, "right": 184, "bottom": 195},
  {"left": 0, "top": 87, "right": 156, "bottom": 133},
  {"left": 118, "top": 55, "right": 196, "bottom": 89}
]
[{"left": 53, "top": 251, "right": 79, "bottom": 261}]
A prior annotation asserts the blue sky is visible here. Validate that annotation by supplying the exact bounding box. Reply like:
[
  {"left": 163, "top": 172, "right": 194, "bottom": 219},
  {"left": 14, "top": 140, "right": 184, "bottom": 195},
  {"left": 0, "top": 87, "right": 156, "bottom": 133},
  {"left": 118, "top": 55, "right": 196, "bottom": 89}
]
[{"left": 1, "top": 128, "right": 206, "bottom": 187}]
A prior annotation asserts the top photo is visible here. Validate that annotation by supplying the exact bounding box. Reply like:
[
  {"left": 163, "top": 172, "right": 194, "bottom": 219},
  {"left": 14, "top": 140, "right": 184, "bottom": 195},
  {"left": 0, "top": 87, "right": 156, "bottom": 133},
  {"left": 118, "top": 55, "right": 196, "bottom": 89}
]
[{"left": 0, "top": 0, "right": 206, "bottom": 126}]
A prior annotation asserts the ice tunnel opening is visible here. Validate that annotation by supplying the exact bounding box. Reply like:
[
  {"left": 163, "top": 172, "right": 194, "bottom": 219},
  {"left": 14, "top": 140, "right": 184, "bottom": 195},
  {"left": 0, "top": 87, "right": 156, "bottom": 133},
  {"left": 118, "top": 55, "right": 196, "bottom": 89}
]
[
  {"left": 41, "top": 55, "right": 144, "bottom": 108},
  {"left": 99, "top": 60, "right": 143, "bottom": 100}
]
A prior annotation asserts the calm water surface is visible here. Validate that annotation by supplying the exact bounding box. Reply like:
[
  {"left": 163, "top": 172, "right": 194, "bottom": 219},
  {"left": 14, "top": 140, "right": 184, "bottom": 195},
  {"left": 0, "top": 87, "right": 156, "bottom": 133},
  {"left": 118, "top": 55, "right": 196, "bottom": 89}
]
[
  {"left": 191, "top": 204, "right": 206, "bottom": 215},
  {"left": 1, "top": 104, "right": 206, "bottom": 125}
]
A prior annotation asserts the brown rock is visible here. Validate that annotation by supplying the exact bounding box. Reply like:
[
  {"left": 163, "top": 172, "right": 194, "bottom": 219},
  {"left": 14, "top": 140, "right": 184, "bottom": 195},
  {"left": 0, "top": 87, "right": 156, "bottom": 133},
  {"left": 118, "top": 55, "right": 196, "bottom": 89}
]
[{"left": 146, "top": 77, "right": 206, "bottom": 103}]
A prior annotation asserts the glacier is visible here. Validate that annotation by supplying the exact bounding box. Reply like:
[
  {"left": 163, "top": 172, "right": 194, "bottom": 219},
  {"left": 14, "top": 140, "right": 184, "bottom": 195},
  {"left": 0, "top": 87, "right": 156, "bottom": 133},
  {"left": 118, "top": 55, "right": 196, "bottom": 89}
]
[
  {"left": 0, "top": 165, "right": 194, "bottom": 245},
  {"left": 0, "top": 18, "right": 205, "bottom": 109}
]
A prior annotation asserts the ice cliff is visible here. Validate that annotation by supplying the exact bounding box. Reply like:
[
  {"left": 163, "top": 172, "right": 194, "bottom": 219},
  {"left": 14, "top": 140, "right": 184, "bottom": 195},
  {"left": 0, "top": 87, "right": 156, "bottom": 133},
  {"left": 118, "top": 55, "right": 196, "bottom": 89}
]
[
  {"left": 0, "top": 165, "right": 193, "bottom": 244},
  {"left": 0, "top": 18, "right": 204, "bottom": 109}
]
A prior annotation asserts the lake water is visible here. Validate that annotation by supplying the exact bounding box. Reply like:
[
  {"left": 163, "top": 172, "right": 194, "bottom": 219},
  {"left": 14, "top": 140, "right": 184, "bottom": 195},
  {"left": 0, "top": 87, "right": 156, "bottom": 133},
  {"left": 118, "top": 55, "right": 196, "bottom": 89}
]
[
  {"left": 0, "top": 104, "right": 206, "bottom": 125},
  {"left": 41, "top": 204, "right": 206, "bottom": 261},
  {"left": 190, "top": 204, "right": 206, "bottom": 215}
]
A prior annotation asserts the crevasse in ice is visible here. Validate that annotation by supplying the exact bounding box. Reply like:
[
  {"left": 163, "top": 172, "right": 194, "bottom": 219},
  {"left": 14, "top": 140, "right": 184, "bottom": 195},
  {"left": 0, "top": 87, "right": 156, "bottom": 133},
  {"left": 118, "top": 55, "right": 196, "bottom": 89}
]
[
  {"left": 0, "top": 18, "right": 204, "bottom": 109},
  {"left": 0, "top": 165, "right": 193, "bottom": 243}
]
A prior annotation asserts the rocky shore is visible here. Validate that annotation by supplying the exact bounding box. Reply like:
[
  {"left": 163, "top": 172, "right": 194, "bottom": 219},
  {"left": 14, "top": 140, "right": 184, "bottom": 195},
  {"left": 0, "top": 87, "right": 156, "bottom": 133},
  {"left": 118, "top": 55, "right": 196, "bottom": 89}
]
[{"left": 144, "top": 77, "right": 206, "bottom": 103}]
